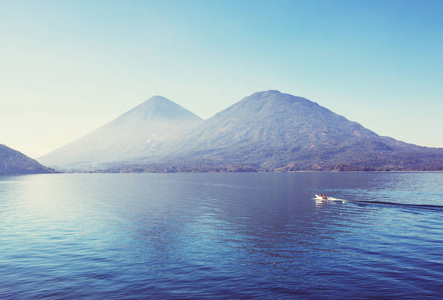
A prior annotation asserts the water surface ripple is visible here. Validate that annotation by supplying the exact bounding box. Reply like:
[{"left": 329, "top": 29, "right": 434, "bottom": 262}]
[{"left": 0, "top": 172, "right": 442, "bottom": 299}]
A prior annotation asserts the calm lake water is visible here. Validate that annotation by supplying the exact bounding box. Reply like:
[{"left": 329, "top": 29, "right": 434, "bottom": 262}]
[{"left": 1, "top": 172, "right": 442, "bottom": 299}]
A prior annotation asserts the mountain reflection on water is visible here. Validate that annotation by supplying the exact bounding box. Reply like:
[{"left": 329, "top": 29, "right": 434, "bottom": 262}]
[{"left": 0, "top": 172, "right": 442, "bottom": 299}]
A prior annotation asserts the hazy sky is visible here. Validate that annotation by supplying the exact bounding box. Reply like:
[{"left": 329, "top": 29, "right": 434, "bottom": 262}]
[{"left": 1, "top": 0, "right": 442, "bottom": 158}]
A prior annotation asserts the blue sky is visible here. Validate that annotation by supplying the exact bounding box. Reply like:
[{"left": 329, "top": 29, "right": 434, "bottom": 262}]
[{"left": 1, "top": 0, "right": 442, "bottom": 158}]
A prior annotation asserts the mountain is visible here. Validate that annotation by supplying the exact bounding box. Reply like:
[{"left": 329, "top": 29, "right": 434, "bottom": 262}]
[
  {"left": 38, "top": 96, "right": 203, "bottom": 169},
  {"left": 121, "top": 90, "right": 443, "bottom": 172},
  {"left": 40, "top": 91, "right": 443, "bottom": 172},
  {"left": 0, "top": 144, "right": 54, "bottom": 175}
]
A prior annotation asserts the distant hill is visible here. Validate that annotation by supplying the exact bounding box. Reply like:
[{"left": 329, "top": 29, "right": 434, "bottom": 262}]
[
  {"left": 39, "top": 96, "right": 203, "bottom": 169},
  {"left": 40, "top": 91, "right": 443, "bottom": 172},
  {"left": 0, "top": 144, "right": 54, "bottom": 175}
]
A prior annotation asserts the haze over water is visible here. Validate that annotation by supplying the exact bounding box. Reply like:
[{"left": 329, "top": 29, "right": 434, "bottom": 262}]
[{"left": 1, "top": 172, "right": 442, "bottom": 298}]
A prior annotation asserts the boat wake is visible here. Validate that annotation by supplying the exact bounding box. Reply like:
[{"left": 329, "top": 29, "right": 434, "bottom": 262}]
[{"left": 314, "top": 196, "right": 443, "bottom": 211}]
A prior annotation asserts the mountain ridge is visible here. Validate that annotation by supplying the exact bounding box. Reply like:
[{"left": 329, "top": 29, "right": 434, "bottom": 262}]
[
  {"left": 39, "top": 91, "right": 443, "bottom": 172},
  {"left": 114, "top": 95, "right": 202, "bottom": 123},
  {"left": 124, "top": 90, "right": 443, "bottom": 172}
]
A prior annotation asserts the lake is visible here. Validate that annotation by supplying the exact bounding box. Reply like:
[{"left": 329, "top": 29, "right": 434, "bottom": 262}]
[{"left": 1, "top": 172, "right": 442, "bottom": 299}]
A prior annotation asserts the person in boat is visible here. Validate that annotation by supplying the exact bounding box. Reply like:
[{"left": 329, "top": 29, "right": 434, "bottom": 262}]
[{"left": 320, "top": 194, "right": 328, "bottom": 200}]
